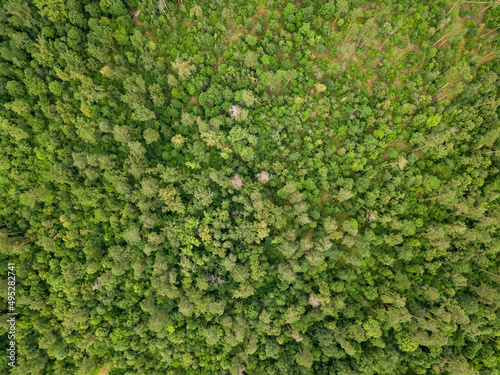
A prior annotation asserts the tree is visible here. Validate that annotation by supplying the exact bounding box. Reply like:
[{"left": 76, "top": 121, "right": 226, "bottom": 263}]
[
  {"left": 322, "top": 1, "right": 336, "bottom": 19},
  {"left": 244, "top": 51, "right": 259, "bottom": 68},
  {"left": 143, "top": 128, "right": 160, "bottom": 144},
  {"left": 241, "top": 90, "right": 259, "bottom": 107},
  {"left": 340, "top": 44, "right": 356, "bottom": 61},
  {"left": 334, "top": 0, "right": 349, "bottom": 26},
  {"left": 357, "top": 18, "right": 377, "bottom": 47},
  {"left": 245, "top": 35, "right": 258, "bottom": 47},
  {"left": 149, "top": 84, "right": 165, "bottom": 107},
  {"left": 172, "top": 57, "right": 195, "bottom": 79},
  {"left": 4, "top": 0, "right": 36, "bottom": 27},
  {"left": 295, "top": 347, "right": 314, "bottom": 368},
  {"left": 33, "top": 0, "right": 68, "bottom": 22}
]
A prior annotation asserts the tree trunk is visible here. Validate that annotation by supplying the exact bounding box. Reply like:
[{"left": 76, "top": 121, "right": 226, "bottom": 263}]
[
  {"left": 344, "top": 20, "right": 354, "bottom": 43},
  {"left": 433, "top": 33, "right": 449, "bottom": 47},
  {"left": 438, "top": 82, "right": 450, "bottom": 92},
  {"left": 471, "top": 265, "right": 500, "bottom": 278},
  {"left": 379, "top": 29, "right": 397, "bottom": 51},
  {"left": 484, "top": 26, "right": 500, "bottom": 36}
]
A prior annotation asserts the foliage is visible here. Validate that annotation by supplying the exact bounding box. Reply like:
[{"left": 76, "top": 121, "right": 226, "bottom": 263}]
[{"left": 0, "top": 0, "right": 499, "bottom": 374}]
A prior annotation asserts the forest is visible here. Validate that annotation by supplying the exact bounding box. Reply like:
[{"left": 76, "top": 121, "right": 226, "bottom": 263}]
[{"left": 0, "top": 0, "right": 499, "bottom": 374}]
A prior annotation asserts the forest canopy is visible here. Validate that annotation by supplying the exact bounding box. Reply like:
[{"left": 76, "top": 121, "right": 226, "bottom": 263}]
[{"left": 0, "top": 0, "right": 499, "bottom": 374}]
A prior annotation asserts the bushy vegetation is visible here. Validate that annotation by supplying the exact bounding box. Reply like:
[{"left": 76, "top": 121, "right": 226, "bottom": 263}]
[{"left": 1, "top": 0, "right": 499, "bottom": 374}]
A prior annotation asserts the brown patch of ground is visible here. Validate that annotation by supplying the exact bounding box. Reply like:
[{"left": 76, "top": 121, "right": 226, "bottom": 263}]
[
  {"left": 188, "top": 96, "right": 198, "bottom": 106},
  {"left": 396, "top": 139, "right": 408, "bottom": 151},
  {"left": 320, "top": 191, "right": 331, "bottom": 202},
  {"left": 304, "top": 230, "right": 314, "bottom": 242},
  {"left": 311, "top": 50, "right": 329, "bottom": 60},
  {"left": 226, "top": 29, "right": 244, "bottom": 43},
  {"left": 463, "top": 3, "right": 490, "bottom": 24},
  {"left": 381, "top": 138, "right": 409, "bottom": 160},
  {"left": 214, "top": 56, "right": 224, "bottom": 72},
  {"left": 98, "top": 364, "right": 113, "bottom": 375},
  {"left": 274, "top": 82, "right": 283, "bottom": 96},
  {"left": 364, "top": 75, "right": 380, "bottom": 94},
  {"left": 225, "top": 16, "right": 247, "bottom": 44},
  {"left": 223, "top": 6, "right": 272, "bottom": 45},
  {"left": 275, "top": 49, "right": 284, "bottom": 63},
  {"left": 360, "top": 2, "right": 377, "bottom": 10},
  {"left": 252, "top": 6, "right": 271, "bottom": 20},
  {"left": 370, "top": 38, "right": 383, "bottom": 51},
  {"left": 249, "top": 28, "right": 259, "bottom": 38}
]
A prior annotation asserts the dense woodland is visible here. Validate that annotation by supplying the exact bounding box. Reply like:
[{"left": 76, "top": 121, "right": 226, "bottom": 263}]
[{"left": 1, "top": 0, "right": 499, "bottom": 374}]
